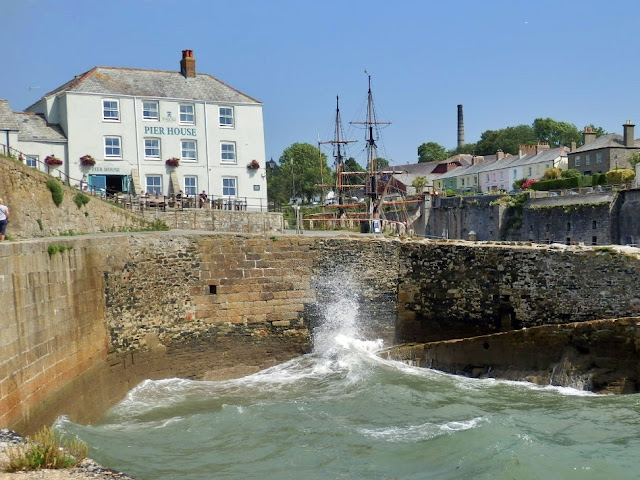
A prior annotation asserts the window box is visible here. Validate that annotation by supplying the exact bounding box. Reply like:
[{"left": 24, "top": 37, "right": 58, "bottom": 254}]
[
  {"left": 80, "top": 155, "right": 96, "bottom": 166},
  {"left": 165, "top": 157, "right": 180, "bottom": 167},
  {"left": 44, "top": 155, "right": 63, "bottom": 166}
]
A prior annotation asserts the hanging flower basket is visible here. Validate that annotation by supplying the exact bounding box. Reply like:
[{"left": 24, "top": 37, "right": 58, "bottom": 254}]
[
  {"left": 166, "top": 157, "right": 180, "bottom": 167},
  {"left": 80, "top": 154, "right": 96, "bottom": 166},
  {"left": 247, "top": 159, "right": 260, "bottom": 169},
  {"left": 44, "top": 155, "right": 63, "bottom": 166}
]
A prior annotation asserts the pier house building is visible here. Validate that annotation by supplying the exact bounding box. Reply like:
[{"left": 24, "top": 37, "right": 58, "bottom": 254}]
[{"left": 6, "top": 50, "right": 267, "bottom": 210}]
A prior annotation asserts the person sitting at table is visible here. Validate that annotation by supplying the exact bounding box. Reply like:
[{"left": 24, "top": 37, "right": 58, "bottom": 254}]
[
  {"left": 199, "top": 190, "right": 208, "bottom": 208},
  {"left": 176, "top": 190, "right": 185, "bottom": 200}
]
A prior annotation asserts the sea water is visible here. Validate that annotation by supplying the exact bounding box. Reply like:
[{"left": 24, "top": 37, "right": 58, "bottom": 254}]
[{"left": 57, "top": 294, "right": 640, "bottom": 480}]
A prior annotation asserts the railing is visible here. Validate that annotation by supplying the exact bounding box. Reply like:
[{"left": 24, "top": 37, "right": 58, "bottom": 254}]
[
  {"left": 1, "top": 143, "right": 270, "bottom": 211},
  {"left": 0, "top": 143, "right": 107, "bottom": 200}
]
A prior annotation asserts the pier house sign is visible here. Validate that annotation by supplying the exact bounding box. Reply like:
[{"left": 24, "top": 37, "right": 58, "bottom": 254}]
[{"left": 143, "top": 126, "right": 197, "bottom": 136}]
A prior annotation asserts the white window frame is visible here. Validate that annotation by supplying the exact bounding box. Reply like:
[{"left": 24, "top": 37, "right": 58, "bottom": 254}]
[
  {"left": 144, "top": 138, "right": 161, "bottom": 159},
  {"left": 26, "top": 155, "right": 38, "bottom": 168},
  {"left": 181, "top": 140, "right": 197, "bottom": 162},
  {"left": 220, "top": 142, "right": 236, "bottom": 164},
  {"left": 219, "top": 106, "right": 234, "bottom": 127},
  {"left": 179, "top": 104, "right": 195, "bottom": 125},
  {"left": 222, "top": 176, "right": 237, "bottom": 196},
  {"left": 102, "top": 99, "right": 120, "bottom": 122},
  {"left": 575, "top": 156, "right": 581, "bottom": 167},
  {"left": 142, "top": 101, "right": 159, "bottom": 121},
  {"left": 104, "top": 136, "right": 122, "bottom": 159},
  {"left": 184, "top": 176, "right": 197, "bottom": 196},
  {"left": 586, "top": 154, "right": 591, "bottom": 165},
  {"left": 596, "top": 153, "right": 603, "bottom": 164},
  {"left": 146, "top": 175, "right": 162, "bottom": 195}
]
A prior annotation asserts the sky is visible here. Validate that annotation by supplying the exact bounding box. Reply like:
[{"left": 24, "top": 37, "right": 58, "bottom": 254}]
[{"left": 3, "top": 0, "right": 640, "bottom": 168}]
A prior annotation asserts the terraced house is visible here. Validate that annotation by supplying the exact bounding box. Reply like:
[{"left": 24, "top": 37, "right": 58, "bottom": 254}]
[{"left": 1, "top": 50, "right": 267, "bottom": 210}]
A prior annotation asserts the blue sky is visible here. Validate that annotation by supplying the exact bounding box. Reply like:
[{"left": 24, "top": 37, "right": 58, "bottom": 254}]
[{"left": 3, "top": 0, "right": 640, "bottom": 167}]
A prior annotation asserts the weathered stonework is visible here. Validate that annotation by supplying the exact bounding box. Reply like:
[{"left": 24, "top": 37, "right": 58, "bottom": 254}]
[
  {"left": 384, "top": 317, "right": 640, "bottom": 394},
  {"left": 3, "top": 234, "right": 640, "bottom": 434},
  {"left": 0, "top": 158, "right": 154, "bottom": 239},
  {"left": 396, "top": 242, "right": 640, "bottom": 343},
  {"left": 137, "top": 209, "right": 285, "bottom": 234}
]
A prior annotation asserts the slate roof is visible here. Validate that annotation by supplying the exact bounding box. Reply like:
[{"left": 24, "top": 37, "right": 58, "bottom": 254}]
[
  {"left": 36, "top": 67, "right": 261, "bottom": 106},
  {"left": 573, "top": 134, "right": 640, "bottom": 152},
  {"left": 14, "top": 112, "right": 66, "bottom": 142},
  {"left": 0, "top": 100, "right": 20, "bottom": 131}
]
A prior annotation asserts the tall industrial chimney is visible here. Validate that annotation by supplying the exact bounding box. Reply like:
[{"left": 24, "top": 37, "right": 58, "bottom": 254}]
[{"left": 457, "top": 104, "right": 465, "bottom": 148}]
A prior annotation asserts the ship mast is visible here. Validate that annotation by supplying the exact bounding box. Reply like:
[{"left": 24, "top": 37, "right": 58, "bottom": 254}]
[
  {"left": 351, "top": 74, "right": 390, "bottom": 227},
  {"left": 319, "top": 96, "right": 356, "bottom": 207}
]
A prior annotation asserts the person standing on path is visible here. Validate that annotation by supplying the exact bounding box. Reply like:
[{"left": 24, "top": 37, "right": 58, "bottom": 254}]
[{"left": 0, "top": 198, "right": 9, "bottom": 241}]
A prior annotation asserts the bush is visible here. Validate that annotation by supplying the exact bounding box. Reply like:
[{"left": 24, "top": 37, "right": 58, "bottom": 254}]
[
  {"left": 605, "top": 168, "right": 635, "bottom": 185},
  {"left": 542, "top": 168, "right": 562, "bottom": 180},
  {"left": 73, "top": 192, "right": 90, "bottom": 209},
  {"left": 46, "top": 180, "right": 64, "bottom": 207},
  {"left": 561, "top": 169, "right": 582, "bottom": 179},
  {"left": 531, "top": 176, "right": 580, "bottom": 191},
  {"left": 3, "top": 426, "right": 87, "bottom": 472}
]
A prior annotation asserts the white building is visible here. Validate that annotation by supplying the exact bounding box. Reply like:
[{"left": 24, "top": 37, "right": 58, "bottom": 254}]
[{"left": 3, "top": 50, "right": 267, "bottom": 210}]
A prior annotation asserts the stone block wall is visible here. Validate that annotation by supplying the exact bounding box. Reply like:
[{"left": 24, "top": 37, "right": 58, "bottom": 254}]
[
  {"left": 138, "top": 209, "right": 285, "bottom": 234},
  {"left": 523, "top": 195, "right": 614, "bottom": 245},
  {"left": 396, "top": 241, "right": 640, "bottom": 343},
  {"left": 384, "top": 317, "right": 640, "bottom": 394},
  {"left": 0, "top": 239, "right": 108, "bottom": 431},
  {"left": 422, "top": 195, "right": 506, "bottom": 241},
  {"left": 4, "top": 233, "right": 640, "bottom": 432}
]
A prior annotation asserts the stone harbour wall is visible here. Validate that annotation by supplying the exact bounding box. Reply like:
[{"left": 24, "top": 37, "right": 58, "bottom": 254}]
[
  {"left": 396, "top": 241, "right": 640, "bottom": 343},
  {"left": 3, "top": 234, "right": 640, "bottom": 433},
  {"left": 384, "top": 317, "right": 640, "bottom": 394}
]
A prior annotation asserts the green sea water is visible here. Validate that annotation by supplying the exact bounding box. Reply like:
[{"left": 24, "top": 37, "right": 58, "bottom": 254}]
[{"left": 57, "top": 297, "right": 640, "bottom": 480}]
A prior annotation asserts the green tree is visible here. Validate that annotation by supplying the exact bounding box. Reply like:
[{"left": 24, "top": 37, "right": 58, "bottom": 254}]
[
  {"left": 412, "top": 176, "right": 428, "bottom": 193},
  {"left": 343, "top": 157, "right": 366, "bottom": 185},
  {"left": 275, "top": 143, "right": 332, "bottom": 202},
  {"left": 533, "top": 118, "right": 581, "bottom": 147},
  {"left": 417, "top": 142, "right": 447, "bottom": 163},
  {"left": 374, "top": 157, "right": 389, "bottom": 170},
  {"left": 446, "top": 143, "right": 478, "bottom": 157},
  {"left": 476, "top": 125, "right": 537, "bottom": 155},
  {"left": 628, "top": 152, "right": 640, "bottom": 170}
]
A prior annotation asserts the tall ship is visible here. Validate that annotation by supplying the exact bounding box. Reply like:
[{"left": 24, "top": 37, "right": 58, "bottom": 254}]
[{"left": 317, "top": 75, "right": 414, "bottom": 233}]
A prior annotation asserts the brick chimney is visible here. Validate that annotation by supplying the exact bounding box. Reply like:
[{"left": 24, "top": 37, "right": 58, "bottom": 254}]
[
  {"left": 583, "top": 126, "right": 596, "bottom": 145},
  {"left": 536, "top": 142, "right": 550, "bottom": 154},
  {"left": 623, "top": 120, "right": 635, "bottom": 147},
  {"left": 518, "top": 144, "right": 536, "bottom": 159},
  {"left": 180, "top": 49, "right": 196, "bottom": 78}
]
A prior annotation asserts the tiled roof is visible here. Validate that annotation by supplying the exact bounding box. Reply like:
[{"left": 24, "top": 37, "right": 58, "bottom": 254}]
[
  {"left": 14, "top": 113, "right": 66, "bottom": 142},
  {"left": 38, "top": 67, "right": 261, "bottom": 105},
  {"left": 573, "top": 134, "right": 640, "bottom": 152},
  {"left": 0, "top": 100, "right": 20, "bottom": 130}
]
